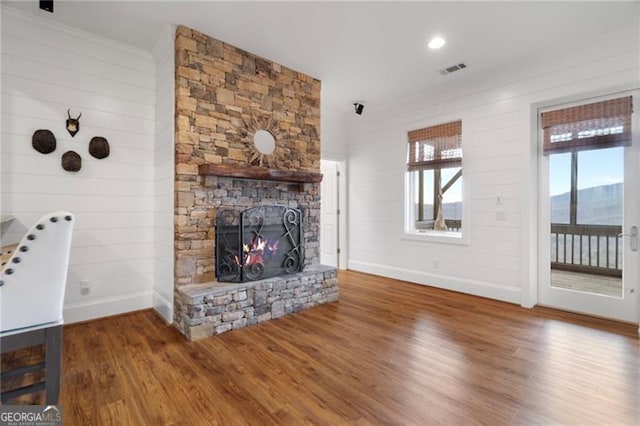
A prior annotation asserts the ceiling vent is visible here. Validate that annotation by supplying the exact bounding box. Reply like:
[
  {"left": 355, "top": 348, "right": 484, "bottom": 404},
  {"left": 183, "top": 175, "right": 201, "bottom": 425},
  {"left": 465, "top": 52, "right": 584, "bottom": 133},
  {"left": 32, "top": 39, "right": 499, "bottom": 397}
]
[{"left": 440, "top": 62, "right": 467, "bottom": 75}]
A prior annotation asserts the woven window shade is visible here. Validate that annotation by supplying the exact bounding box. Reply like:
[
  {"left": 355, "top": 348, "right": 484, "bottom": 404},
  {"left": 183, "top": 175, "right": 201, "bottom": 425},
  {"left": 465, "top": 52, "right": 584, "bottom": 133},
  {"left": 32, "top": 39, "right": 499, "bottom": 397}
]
[
  {"left": 542, "top": 96, "right": 632, "bottom": 155},
  {"left": 407, "top": 120, "right": 462, "bottom": 171}
]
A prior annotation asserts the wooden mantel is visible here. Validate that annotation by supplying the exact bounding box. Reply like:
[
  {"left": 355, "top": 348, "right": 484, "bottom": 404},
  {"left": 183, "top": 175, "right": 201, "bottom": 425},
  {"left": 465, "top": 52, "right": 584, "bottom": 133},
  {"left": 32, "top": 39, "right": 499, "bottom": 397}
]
[{"left": 198, "top": 164, "right": 323, "bottom": 185}]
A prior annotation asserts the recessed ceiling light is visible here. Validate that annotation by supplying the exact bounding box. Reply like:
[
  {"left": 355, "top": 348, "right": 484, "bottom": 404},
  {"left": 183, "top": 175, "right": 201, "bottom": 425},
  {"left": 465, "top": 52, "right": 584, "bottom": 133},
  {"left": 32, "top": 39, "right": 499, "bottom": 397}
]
[{"left": 428, "top": 37, "right": 446, "bottom": 50}]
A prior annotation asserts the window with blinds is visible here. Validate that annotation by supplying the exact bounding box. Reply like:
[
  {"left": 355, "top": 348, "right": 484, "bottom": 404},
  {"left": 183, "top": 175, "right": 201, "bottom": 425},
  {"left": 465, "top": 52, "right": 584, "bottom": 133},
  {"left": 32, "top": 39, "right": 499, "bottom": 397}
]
[
  {"left": 407, "top": 120, "right": 462, "bottom": 170},
  {"left": 542, "top": 96, "right": 632, "bottom": 155},
  {"left": 406, "top": 120, "right": 463, "bottom": 236}
]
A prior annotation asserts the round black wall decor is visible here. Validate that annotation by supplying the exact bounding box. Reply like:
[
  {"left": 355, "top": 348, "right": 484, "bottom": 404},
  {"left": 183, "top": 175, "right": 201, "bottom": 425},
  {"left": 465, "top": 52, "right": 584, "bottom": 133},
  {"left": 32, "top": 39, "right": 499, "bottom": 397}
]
[
  {"left": 89, "top": 136, "right": 110, "bottom": 159},
  {"left": 32, "top": 129, "right": 57, "bottom": 154},
  {"left": 61, "top": 150, "right": 82, "bottom": 172}
]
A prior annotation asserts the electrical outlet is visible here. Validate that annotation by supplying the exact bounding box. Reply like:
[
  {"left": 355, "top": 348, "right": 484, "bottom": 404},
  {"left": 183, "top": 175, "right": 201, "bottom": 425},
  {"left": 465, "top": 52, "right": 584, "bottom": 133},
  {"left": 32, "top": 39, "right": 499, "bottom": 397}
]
[
  {"left": 496, "top": 211, "right": 507, "bottom": 221},
  {"left": 80, "top": 280, "right": 90, "bottom": 295},
  {"left": 433, "top": 258, "right": 440, "bottom": 269}
]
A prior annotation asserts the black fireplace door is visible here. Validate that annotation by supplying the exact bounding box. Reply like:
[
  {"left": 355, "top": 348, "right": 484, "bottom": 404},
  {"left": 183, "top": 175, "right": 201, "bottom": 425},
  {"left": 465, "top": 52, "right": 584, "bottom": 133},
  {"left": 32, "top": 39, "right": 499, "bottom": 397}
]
[{"left": 216, "top": 205, "right": 303, "bottom": 282}]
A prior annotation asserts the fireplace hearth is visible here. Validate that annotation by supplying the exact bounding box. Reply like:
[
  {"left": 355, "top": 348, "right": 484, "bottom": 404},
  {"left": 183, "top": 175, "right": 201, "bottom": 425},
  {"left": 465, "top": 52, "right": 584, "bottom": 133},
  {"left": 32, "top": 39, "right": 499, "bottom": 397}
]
[{"left": 216, "top": 205, "right": 304, "bottom": 283}]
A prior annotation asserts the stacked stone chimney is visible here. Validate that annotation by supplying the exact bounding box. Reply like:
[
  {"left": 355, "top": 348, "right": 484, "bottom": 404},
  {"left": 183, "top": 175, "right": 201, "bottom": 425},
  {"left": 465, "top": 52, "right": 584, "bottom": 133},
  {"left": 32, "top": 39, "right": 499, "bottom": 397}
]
[{"left": 174, "top": 25, "right": 322, "bottom": 289}]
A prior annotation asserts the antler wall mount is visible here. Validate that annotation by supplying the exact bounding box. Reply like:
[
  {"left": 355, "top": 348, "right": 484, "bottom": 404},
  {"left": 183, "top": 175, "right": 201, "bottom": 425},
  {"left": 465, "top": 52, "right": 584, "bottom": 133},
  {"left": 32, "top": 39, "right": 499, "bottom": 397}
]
[{"left": 66, "top": 109, "right": 82, "bottom": 137}]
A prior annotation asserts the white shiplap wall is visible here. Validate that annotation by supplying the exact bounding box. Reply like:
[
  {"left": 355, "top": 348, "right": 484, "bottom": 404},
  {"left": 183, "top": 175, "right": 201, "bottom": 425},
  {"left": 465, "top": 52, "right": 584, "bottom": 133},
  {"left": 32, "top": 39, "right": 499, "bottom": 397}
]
[
  {"left": 1, "top": 8, "right": 157, "bottom": 322},
  {"left": 152, "top": 25, "right": 175, "bottom": 323},
  {"left": 346, "top": 24, "right": 640, "bottom": 305},
  {"left": 321, "top": 104, "right": 348, "bottom": 160}
]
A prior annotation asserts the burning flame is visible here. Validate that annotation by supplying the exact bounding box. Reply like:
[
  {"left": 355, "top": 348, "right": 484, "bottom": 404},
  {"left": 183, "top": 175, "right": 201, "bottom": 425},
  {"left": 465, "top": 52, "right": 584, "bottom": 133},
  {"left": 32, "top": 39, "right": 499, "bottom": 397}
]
[
  {"left": 241, "top": 236, "right": 280, "bottom": 266},
  {"left": 268, "top": 240, "right": 280, "bottom": 253}
]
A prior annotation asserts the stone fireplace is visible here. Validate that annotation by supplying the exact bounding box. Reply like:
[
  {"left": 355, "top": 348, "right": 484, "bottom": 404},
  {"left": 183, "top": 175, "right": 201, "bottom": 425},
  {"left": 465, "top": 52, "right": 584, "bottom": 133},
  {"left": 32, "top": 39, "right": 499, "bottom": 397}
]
[{"left": 172, "top": 26, "right": 338, "bottom": 340}]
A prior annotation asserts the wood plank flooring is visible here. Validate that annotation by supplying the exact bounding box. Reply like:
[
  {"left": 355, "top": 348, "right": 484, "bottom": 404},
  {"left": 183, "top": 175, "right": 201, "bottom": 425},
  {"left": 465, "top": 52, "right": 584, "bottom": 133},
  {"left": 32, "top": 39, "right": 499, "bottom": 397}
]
[
  {"left": 14, "top": 270, "right": 640, "bottom": 424},
  {"left": 550, "top": 269, "right": 622, "bottom": 297}
]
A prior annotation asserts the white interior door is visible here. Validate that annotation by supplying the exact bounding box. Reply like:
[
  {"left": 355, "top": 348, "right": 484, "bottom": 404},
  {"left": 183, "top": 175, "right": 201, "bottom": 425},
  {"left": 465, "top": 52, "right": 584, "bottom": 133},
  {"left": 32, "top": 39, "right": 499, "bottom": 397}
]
[
  {"left": 320, "top": 160, "right": 339, "bottom": 267},
  {"left": 538, "top": 93, "right": 639, "bottom": 324}
]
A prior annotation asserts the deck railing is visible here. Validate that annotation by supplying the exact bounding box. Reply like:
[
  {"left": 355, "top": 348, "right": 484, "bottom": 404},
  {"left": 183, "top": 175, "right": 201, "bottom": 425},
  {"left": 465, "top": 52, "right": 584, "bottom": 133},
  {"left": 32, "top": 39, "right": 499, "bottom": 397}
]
[
  {"left": 550, "top": 224, "right": 622, "bottom": 277},
  {"left": 416, "top": 219, "right": 462, "bottom": 232}
]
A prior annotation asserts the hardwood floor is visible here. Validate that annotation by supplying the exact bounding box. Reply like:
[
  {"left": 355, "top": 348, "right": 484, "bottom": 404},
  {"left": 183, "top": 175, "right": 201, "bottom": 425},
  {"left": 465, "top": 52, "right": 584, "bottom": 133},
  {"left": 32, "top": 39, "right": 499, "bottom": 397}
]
[{"left": 10, "top": 270, "right": 640, "bottom": 424}]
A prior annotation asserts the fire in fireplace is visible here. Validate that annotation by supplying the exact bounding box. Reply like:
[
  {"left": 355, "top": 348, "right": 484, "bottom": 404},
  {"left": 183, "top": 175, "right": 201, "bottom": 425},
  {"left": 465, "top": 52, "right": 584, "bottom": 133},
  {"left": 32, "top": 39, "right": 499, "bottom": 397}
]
[{"left": 215, "top": 205, "right": 304, "bottom": 282}]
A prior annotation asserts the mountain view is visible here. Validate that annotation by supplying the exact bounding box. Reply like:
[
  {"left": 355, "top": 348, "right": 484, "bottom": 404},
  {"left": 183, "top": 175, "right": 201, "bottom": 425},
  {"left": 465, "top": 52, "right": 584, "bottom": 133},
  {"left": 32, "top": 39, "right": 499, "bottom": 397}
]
[
  {"left": 420, "top": 202, "right": 462, "bottom": 221},
  {"left": 551, "top": 182, "right": 622, "bottom": 225},
  {"left": 419, "top": 182, "right": 623, "bottom": 225},
  {"left": 549, "top": 183, "right": 623, "bottom": 270}
]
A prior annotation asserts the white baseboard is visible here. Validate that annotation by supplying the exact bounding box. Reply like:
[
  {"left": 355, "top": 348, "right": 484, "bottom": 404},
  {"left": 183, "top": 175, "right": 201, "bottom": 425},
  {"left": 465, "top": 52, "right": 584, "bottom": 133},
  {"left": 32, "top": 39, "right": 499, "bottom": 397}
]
[
  {"left": 63, "top": 291, "right": 154, "bottom": 324},
  {"left": 153, "top": 290, "right": 173, "bottom": 324},
  {"left": 348, "top": 260, "right": 522, "bottom": 304}
]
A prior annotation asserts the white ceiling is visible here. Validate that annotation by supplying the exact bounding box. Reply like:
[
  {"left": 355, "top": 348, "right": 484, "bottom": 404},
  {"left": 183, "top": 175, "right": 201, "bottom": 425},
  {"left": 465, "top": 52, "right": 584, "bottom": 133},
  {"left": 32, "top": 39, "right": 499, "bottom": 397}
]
[{"left": 4, "top": 1, "right": 640, "bottom": 112}]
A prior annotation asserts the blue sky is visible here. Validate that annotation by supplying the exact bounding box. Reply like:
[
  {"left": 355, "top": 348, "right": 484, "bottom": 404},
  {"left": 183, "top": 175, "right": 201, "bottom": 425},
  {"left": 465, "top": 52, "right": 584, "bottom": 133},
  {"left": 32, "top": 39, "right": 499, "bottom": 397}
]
[{"left": 549, "top": 147, "right": 623, "bottom": 196}]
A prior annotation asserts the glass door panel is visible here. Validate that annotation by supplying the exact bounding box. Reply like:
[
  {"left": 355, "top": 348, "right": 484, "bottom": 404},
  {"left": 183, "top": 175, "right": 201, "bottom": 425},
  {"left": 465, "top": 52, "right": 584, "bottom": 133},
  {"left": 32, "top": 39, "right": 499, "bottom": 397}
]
[{"left": 549, "top": 148, "right": 623, "bottom": 298}]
